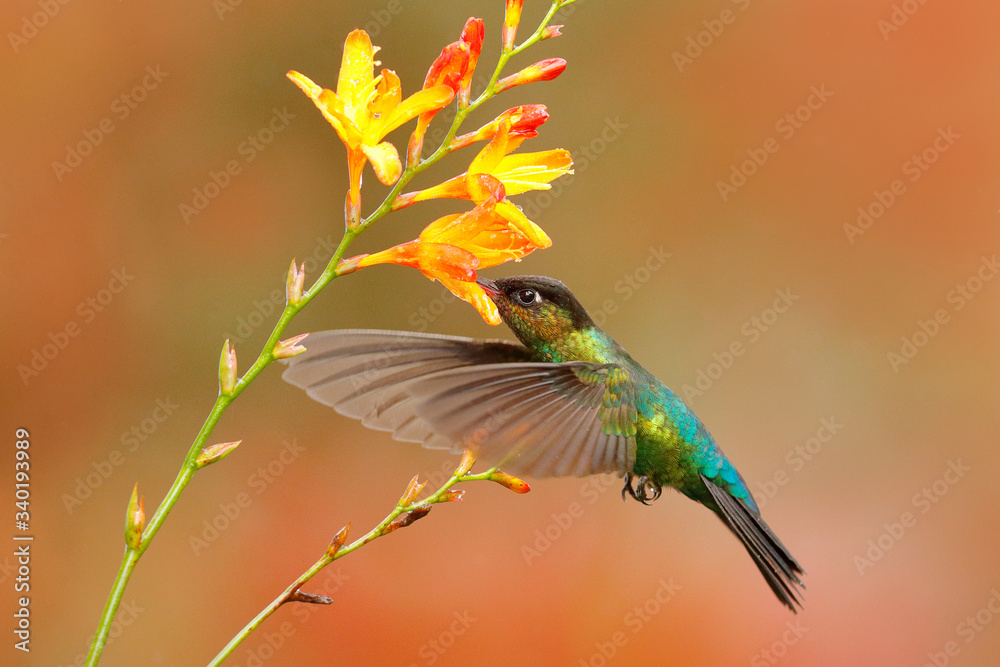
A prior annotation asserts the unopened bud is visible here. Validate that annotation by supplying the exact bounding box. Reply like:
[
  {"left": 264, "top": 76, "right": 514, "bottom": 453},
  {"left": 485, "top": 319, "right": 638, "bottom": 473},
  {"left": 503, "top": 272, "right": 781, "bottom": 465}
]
[
  {"left": 441, "top": 489, "right": 465, "bottom": 503},
  {"left": 496, "top": 58, "right": 567, "bottom": 93},
  {"left": 458, "top": 17, "right": 485, "bottom": 106},
  {"left": 125, "top": 484, "right": 145, "bottom": 550},
  {"left": 273, "top": 333, "right": 309, "bottom": 360},
  {"left": 398, "top": 475, "right": 427, "bottom": 507},
  {"left": 456, "top": 450, "right": 476, "bottom": 476},
  {"left": 336, "top": 255, "right": 367, "bottom": 276},
  {"left": 286, "top": 260, "right": 305, "bottom": 306},
  {"left": 489, "top": 470, "right": 531, "bottom": 494},
  {"left": 541, "top": 25, "right": 563, "bottom": 40},
  {"left": 451, "top": 105, "right": 549, "bottom": 150},
  {"left": 326, "top": 522, "right": 351, "bottom": 558},
  {"left": 383, "top": 506, "right": 431, "bottom": 534},
  {"left": 289, "top": 590, "right": 334, "bottom": 605},
  {"left": 196, "top": 440, "right": 242, "bottom": 469},
  {"left": 219, "top": 339, "right": 237, "bottom": 396}
]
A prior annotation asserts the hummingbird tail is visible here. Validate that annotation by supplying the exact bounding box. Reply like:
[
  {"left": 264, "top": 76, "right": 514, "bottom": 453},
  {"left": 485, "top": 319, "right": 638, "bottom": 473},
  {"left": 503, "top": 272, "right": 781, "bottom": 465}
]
[{"left": 701, "top": 475, "right": 806, "bottom": 612}]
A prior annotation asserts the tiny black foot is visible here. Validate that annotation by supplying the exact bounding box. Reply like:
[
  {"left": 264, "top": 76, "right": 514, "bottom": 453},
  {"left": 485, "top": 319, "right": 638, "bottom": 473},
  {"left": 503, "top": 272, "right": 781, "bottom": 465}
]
[
  {"left": 622, "top": 473, "right": 662, "bottom": 505},
  {"left": 621, "top": 472, "right": 635, "bottom": 502}
]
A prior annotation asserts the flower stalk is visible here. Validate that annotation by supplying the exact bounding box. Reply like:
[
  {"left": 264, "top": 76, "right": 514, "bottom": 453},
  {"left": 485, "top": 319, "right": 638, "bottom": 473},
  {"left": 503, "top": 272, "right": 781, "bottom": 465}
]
[{"left": 207, "top": 457, "right": 527, "bottom": 666}]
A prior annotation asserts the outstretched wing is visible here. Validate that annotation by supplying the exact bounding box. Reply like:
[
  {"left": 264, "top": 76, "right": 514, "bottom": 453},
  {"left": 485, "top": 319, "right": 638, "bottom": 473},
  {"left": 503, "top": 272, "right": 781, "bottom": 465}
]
[{"left": 281, "top": 330, "right": 637, "bottom": 477}]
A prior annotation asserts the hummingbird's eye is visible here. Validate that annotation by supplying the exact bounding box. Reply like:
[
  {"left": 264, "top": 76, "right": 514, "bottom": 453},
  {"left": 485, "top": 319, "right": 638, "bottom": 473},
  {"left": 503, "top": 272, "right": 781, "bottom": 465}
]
[{"left": 514, "top": 288, "right": 539, "bottom": 306}]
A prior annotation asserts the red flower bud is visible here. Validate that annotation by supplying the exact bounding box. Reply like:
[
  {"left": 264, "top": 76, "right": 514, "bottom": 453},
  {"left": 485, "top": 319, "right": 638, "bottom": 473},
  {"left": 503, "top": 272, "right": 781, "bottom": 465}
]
[
  {"left": 451, "top": 105, "right": 549, "bottom": 150},
  {"left": 459, "top": 18, "right": 485, "bottom": 106},
  {"left": 489, "top": 471, "right": 531, "bottom": 494},
  {"left": 496, "top": 58, "right": 567, "bottom": 93}
]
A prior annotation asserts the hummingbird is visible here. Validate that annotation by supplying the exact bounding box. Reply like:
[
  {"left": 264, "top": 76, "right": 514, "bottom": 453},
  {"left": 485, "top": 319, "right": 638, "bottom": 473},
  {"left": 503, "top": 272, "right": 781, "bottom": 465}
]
[{"left": 282, "top": 275, "right": 805, "bottom": 610}]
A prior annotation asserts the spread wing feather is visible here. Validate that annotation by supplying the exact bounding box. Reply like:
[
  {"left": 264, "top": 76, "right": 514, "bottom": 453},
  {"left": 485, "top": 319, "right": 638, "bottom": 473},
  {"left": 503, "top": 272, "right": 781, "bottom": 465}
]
[{"left": 282, "top": 330, "right": 637, "bottom": 477}]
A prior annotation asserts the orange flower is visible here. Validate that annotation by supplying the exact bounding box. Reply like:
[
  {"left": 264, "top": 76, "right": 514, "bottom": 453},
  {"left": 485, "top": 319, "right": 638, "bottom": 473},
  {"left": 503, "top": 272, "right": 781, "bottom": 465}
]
[
  {"left": 408, "top": 18, "right": 484, "bottom": 165},
  {"left": 356, "top": 196, "right": 549, "bottom": 324},
  {"left": 394, "top": 119, "right": 572, "bottom": 211},
  {"left": 450, "top": 104, "right": 550, "bottom": 151},
  {"left": 287, "top": 30, "right": 455, "bottom": 214}
]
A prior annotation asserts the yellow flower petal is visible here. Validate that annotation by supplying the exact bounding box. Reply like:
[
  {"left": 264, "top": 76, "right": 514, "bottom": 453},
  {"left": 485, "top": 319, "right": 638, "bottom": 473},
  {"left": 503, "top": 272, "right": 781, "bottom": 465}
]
[
  {"left": 439, "top": 278, "right": 502, "bottom": 325},
  {"left": 338, "top": 30, "right": 377, "bottom": 109},
  {"left": 286, "top": 70, "right": 322, "bottom": 98},
  {"left": 366, "top": 69, "right": 403, "bottom": 142},
  {"left": 492, "top": 150, "right": 573, "bottom": 194},
  {"left": 419, "top": 213, "right": 463, "bottom": 240},
  {"left": 469, "top": 120, "right": 511, "bottom": 174},
  {"left": 287, "top": 72, "right": 360, "bottom": 148},
  {"left": 380, "top": 85, "right": 455, "bottom": 139},
  {"left": 317, "top": 90, "right": 362, "bottom": 147},
  {"left": 361, "top": 141, "right": 403, "bottom": 186},
  {"left": 495, "top": 201, "right": 552, "bottom": 248}
]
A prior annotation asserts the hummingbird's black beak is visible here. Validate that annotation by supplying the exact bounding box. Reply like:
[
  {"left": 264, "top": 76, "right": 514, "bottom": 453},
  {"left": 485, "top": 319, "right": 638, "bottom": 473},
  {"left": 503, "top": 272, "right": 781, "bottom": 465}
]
[{"left": 476, "top": 275, "right": 502, "bottom": 297}]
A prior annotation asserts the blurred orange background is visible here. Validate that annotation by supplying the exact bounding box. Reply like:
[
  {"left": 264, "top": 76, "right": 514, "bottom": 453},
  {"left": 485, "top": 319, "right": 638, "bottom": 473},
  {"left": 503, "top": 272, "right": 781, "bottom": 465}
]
[{"left": 3, "top": 0, "right": 1000, "bottom": 665}]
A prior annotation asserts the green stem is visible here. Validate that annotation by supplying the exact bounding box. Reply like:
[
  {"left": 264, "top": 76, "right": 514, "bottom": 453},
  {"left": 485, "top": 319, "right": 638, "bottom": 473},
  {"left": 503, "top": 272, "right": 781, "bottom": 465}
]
[
  {"left": 86, "top": 233, "right": 357, "bottom": 666},
  {"left": 209, "top": 466, "right": 502, "bottom": 666}
]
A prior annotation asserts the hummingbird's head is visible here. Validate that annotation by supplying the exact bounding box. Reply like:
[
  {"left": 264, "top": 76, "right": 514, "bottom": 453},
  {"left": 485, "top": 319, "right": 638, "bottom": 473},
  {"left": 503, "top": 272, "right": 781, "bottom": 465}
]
[{"left": 477, "top": 275, "right": 594, "bottom": 346}]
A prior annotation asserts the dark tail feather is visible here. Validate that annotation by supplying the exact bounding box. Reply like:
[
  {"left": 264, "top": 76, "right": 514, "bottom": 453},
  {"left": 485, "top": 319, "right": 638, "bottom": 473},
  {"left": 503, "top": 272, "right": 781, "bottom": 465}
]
[{"left": 701, "top": 474, "right": 806, "bottom": 612}]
